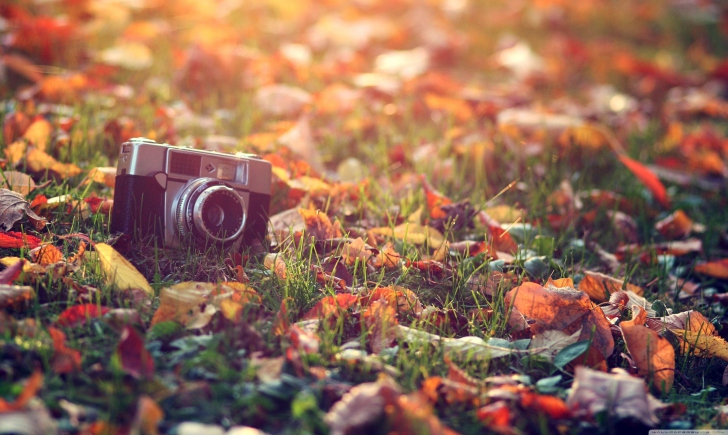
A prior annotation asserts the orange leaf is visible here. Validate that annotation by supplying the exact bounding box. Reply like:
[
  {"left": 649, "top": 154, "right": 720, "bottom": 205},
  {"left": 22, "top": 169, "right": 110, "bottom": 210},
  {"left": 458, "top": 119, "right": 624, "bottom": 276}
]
[
  {"left": 302, "top": 294, "right": 358, "bottom": 321},
  {"left": 617, "top": 154, "right": 669, "bottom": 208},
  {"left": 577, "top": 271, "right": 643, "bottom": 303},
  {"left": 520, "top": 392, "right": 571, "bottom": 419},
  {"left": 298, "top": 207, "right": 341, "bottom": 240},
  {"left": 506, "top": 282, "right": 614, "bottom": 360},
  {"left": 694, "top": 258, "right": 728, "bottom": 279},
  {"left": 30, "top": 244, "right": 64, "bottom": 265},
  {"left": 421, "top": 176, "right": 452, "bottom": 220},
  {"left": 0, "top": 370, "right": 43, "bottom": 412},
  {"left": 655, "top": 210, "right": 694, "bottom": 239},
  {"left": 362, "top": 299, "right": 398, "bottom": 354},
  {"left": 620, "top": 306, "right": 675, "bottom": 393}
]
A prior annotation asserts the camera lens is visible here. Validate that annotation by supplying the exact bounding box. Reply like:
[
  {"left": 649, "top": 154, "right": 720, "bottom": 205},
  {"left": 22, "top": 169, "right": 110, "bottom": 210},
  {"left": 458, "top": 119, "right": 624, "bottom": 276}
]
[{"left": 176, "top": 178, "right": 247, "bottom": 244}]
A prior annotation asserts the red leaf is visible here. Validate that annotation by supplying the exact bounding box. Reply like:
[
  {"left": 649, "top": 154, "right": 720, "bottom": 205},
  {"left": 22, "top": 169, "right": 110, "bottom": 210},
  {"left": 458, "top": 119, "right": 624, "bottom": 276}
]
[
  {"left": 617, "top": 154, "right": 669, "bottom": 208},
  {"left": 48, "top": 326, "right": 81, "bottom": 374},
  {"left": 117, "top": 326, "right": 154, "bottom": 379},
  {"left": 56, "top": 304, "right": 111, "bottom": 327},
  {"left": 0, "top": 231, "right": 42, "bottom": 249}
]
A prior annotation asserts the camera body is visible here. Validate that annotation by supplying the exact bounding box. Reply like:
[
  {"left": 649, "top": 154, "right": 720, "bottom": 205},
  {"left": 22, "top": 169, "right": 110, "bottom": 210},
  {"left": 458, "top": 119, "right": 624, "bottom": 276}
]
[{"left": 111, "top": 138, "right": 271, "bottom": 250}]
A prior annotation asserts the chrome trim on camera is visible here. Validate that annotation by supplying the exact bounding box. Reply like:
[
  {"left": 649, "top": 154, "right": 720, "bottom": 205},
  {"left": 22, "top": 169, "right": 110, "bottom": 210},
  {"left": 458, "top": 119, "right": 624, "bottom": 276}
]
[{"left": 192, "top": 185, "right": 247, "bottom": 243}]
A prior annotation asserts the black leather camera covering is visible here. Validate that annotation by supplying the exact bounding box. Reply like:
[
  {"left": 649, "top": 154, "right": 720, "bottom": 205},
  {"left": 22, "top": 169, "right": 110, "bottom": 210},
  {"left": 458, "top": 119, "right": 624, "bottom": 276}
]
[{"left": 110, "top": 174, "right": 165, "bottom": 240}]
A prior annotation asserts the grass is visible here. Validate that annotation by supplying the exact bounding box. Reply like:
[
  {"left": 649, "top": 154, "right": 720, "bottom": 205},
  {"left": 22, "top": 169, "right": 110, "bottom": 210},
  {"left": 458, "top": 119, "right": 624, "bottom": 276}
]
[{"left": 1, "top": 0, "right": 728, "bottom": 434}]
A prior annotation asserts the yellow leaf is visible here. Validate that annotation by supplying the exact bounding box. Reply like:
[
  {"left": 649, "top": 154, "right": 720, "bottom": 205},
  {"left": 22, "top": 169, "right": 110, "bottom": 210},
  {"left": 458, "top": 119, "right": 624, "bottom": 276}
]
[
  {"left": 4, "top": 141, "right": 27, "bottom": 166},
  {"left": 672, "top": 329, "right": 728, "bottom": 361},
  {"left": 95, "top": 243, "right": 153, "bottom": 295},
  {"left": 371, "top": 223, "right": 444, "bottom": 246},
  {"left": 22, "top": 118, "right": 52, "bottom": 150},
  {"left": 26, "top": 148, "right": 82, "bottom": 178},
  {"left": 85, "top": 167, "right": 117, "bottom": 188},
  {"left": 483, "top": 205, "right": 522, "bottom": 223}
]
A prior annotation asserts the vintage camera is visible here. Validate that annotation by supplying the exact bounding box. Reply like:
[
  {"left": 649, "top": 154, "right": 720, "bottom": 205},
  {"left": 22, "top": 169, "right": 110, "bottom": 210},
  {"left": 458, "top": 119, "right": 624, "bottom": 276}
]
[{"left": 111, "top": 138, "right": 271, "bottom": 250}]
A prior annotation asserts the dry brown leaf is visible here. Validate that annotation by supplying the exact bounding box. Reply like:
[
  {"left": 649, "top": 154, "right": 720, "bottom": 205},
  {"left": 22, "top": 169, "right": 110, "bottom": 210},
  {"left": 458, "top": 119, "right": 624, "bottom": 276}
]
[
  {"left": 0, "top": 188, "right": 46, "bottom": 231},
  {"left": 324, "top": 381, "right": 387, "bottom": 435},
  {"left": 0, "top": 171, "right": 37, "bottom": 196},
  {"left": 298, "top": 208, "right": 341, "bottom": 240},
  {"left": 620, "top": 306, "right": 675, "bottom": 393},
  {"left": 150, "top": 282, "right": 216, "bottom": 327},
  {"left": 341, "top": 237, "right": 374, "bottom": 266},
  {"left": 567, "top": 367, "right": 665, "bottom": 426},
  {"left": 506, "top": 282, "right": 614, "bottom": 359},
  {"left": 95, "top": 243, "right": 154, "bottom": 295},
  {"left": 529, "top": 328, "right": 582, "bottom": 362},
  {"left": 363, "top": 300, "right": 399, "bottom": 354}
]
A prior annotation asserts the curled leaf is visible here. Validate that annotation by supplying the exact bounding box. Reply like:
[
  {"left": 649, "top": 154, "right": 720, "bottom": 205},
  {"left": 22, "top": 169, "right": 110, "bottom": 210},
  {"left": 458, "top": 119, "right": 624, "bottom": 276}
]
[{"left": 0, "top": 188, "right": 46, "bottom": 231}]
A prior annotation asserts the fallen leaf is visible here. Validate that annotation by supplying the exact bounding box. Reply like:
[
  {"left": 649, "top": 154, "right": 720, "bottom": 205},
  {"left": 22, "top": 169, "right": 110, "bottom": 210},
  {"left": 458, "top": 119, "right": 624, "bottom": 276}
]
[
  {"left": 0, "top": 258, "right": 25, "bottom": 284},
  {"left": 396, "top": 325, "right": 533, "bottom": 361},
  {"left": 150, "top": 282, "right": 216, "bottom": 327},
  {"left": 578, "top": 271, "right": 643, "bottom": 302},
  {"left": 506, "top": 282, "right": 615, "bottom": 359},
  {"left": 370, "top": 222, "right": 445, "bottom": 246},
  {"left": 361, "top": 286, "right": 423, "bottom": 316},
  {"left": 117, "top": 326, "right": 155, "bottom": 378},
  {"left": 48, "top": 327, "right": 81, "bottom": 374},
  {"left": 694, "top": 258, "right": 728, "bottom": 279},
  {"left": 340, "top": 237, "right": 374, "bottom": 266},
  {"left": 529, "top": 328, "right": 582, "bottom": 362},
  {"left": 0, "top": 371, "right": 43, "bottom": 412},
  {"left": 129, "top": 396, "right": 163, "bottom": 435},
  {"left": 0, "top": 232, "right": 42, "bottom": 249},
  {"left": 363, "top": 300, "right": 399, "bottom": 354},
  {"left": 29, "top": 244, "right": 64, "bottom": 266},
  {"left": 620, "top": 306, "right": 675, "bottom": 393},
  {"left": 302, "top": 294, "right": 359, "bottom": 321},
  {"left": 56, "top": 304, "right": 111, "bottom": 327},
  {"left": 0, "top": 188, "right": 46, "bottom": 231},
  {"left": 567, "top": 367, "right": 665, "bottom": 426},
  {"left": 26, "top": 148, "right": 82, "bottom": 179},
  {"left": 95, "top": 243, "right": 154, "bottom": 295},
  {"left": 617, "top": 154, "right": 670, "bottom": 208},
  {"left": 325, "top": 381, "right": 386, "bottom": 435},
  {"left": 22, "top": 118, "right": 52, "bottom": 150},
  {"left": 0, "top": 171, "right": 37, "bottom": 196},
  {"left": 670, "top": 329, "right": 728, "bottom": 361},
  {"left": 655, "top": 210, "right": 696, "bottom": 239},
  {"left": 298, "top": 208, "right": 341, "bottom": 241},
  {"left": 0, "top": 285, "right": 35, "bottom": 309}
]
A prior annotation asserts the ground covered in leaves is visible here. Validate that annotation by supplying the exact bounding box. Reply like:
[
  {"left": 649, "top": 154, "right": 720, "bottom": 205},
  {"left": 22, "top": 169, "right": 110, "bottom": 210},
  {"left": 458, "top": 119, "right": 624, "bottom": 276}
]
[{"left": 1, "top": 0, "right": 728, "bottom": 434}]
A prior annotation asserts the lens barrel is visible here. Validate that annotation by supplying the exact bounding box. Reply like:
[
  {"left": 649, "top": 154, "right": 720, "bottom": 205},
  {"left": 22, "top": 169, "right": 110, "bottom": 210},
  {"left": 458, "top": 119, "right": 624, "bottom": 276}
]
[{"left": 176, "top": 178, "right": 247, "bottom": 243}]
